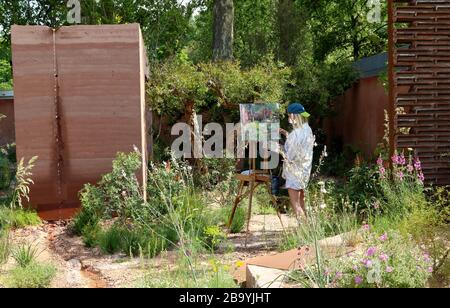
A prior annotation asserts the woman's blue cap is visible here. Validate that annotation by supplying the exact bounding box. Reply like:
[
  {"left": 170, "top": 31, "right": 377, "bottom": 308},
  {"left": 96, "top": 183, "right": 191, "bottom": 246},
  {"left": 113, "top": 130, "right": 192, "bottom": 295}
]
[{"left": 287, "top": 102, "right": 310, "bottom": 117}]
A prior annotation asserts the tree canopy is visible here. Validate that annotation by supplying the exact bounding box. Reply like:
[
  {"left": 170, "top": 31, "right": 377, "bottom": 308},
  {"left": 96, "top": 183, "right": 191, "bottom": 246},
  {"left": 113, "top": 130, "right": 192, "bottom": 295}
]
[{"left": 0, "top": 0, "right": 388, "bottom": 117}]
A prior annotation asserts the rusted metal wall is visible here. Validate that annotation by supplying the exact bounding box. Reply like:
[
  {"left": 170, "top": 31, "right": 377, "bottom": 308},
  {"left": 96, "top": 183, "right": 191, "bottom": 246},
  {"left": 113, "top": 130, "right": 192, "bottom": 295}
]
[
  {"left": 11, "top": 24, "right": 148, "bottom": 219},
  {"left": 389, "top": 0, "right": 450, "bottom": 185},
  {"left": 0, "top": 99, "right": 14, "bottom": 146},
  {"left": 323, "top": 76, "right": 389, "bottom": 158}
]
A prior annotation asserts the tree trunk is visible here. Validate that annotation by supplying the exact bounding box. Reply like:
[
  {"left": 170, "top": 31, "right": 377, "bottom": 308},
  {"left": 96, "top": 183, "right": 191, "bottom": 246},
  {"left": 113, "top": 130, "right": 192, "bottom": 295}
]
[
  {"left": 277, "top": 0, "right": 298, "bottom": 66},
  {"left": 212, "top": 0, "right": 234, "bottom": 61}
]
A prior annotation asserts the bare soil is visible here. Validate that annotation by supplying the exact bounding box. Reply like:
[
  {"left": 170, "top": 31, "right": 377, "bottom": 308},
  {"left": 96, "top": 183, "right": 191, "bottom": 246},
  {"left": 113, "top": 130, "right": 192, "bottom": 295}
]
[{"left": 0, "top": 214, "right": 298, "bottom": 288}]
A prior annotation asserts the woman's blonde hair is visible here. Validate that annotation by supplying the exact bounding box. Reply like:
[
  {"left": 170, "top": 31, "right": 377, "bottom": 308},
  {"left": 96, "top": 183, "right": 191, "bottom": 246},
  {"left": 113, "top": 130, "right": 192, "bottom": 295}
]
[{"left": 289, "top": 114, "right": 308, "bottom": 129}]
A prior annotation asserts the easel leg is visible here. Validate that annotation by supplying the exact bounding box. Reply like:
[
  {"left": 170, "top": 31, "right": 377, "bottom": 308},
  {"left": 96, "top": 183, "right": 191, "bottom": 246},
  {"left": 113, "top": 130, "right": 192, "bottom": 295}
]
[
  {"left": 228, "top": 181, "right": 245, "bottom": 229},
  {"left": 245, "top": 180, "right": 256, "bottom": 247},
  {"left": 266, "top": 182, "right": 286, "bottom": 231}
]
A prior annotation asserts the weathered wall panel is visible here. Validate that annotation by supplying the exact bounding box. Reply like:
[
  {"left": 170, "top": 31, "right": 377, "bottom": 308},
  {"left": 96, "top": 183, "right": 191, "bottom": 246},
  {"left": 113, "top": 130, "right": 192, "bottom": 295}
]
[
  {"left": 390, "top": 0, "right": 450, "bottom": 185},
  {"left": 323, "top": 77, "right": 389, "bottom": 158},
  {"left": 11, "top": 24, "right": 147, "bottom": 219}
]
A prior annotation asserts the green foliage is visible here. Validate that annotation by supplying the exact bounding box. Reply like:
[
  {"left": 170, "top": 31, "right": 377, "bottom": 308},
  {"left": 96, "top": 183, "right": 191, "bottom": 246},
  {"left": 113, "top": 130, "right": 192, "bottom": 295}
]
[
  {"left": 146, "top": 160, "right": 190, "bottom": 218},
  {"left": 0, "top": 59, "right": 12, "bottom": 90},
  {"left": 302, "top": 0, "right": 388, "bottom": 62},
  {"left": 81, "top": 223, "right": 101, "bottom": 248},
  {"left": 0, "top": 154, "right": 12, "bottom": 190},
  {"left": 324, "top": 231, "right": 432, "bottom": 288},
  {"left": 0, "top": 229, "right": 9, "bottom": 264},
  {"left": 0, "top": 208, "right": 41, "bottom": 230},
  {"left": 148, "top": 57, "right": 291, "bottom": 117},
  {"left": 345, "top": 163, "right": 381, "bottom": 216},
  {"left": 195, "top": 155, "right": 238, "bottom": 209},
  {"left": 0, "top": 1, "right": 196, "bottom": 62},
  {"left": 97, "top": 224, "right": 169, "bottom": 258},
  {"left": 9, "top": 156, "right": 37, "bottom": 210},
  {"left": 75, "top": 151, "right": 144, "bottom": 232},
  {"left": 12, "top": 243, "right": 39, "bottom": 268},
  {"left": 227, "top": 206, "right": 245, "bottom": 234},
  {"left": 231, "top": 0, "right": 278, "bottom": 67},
  {"left": 138, "top": 255, "right": 237, "bottom": 288},
  {"left": 200, "top": 58, "right": 291, "bottom": 106},
  {"left": 7, "top": 262, "right": 56, "bottom": 288},
  {"left": 147, "top": 57, "right": 209, "bottom": 116},
  {"left": 279, "top": 207, "right": 358, "bottom": 252},
  {"left": 202, "top": 225, "right": 226, "bottom": 251},
  {"left": 399, "top": 203, "right": 450, "bottom": 286},
  {"left": 429, "top": 186, "right": 450, "bottom": 222},
  {"left": 72, "top": 184, "right": 103, "bottom": 236},
  {"left": 100, "top": 152, "right": 143, "bottom": 221},
  {"left": 286, "top": 58, "right": 358, "bottom": 118},
  {"left": 81, "top": 0, "right": 196, "bottom": 61}
]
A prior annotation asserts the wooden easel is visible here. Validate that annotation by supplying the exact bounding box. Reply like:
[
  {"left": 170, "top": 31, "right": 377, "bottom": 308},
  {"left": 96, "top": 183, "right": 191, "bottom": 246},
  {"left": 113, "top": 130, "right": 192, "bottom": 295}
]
[{"left": 228, "top": 155, "right": 285, "bottom": 246}]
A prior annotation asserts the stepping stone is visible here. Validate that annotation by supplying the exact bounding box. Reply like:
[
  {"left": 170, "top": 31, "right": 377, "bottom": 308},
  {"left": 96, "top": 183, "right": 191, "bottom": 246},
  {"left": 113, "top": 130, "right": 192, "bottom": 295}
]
[{"left": 246, "top": 265, "right": 286, "bottom": 288}]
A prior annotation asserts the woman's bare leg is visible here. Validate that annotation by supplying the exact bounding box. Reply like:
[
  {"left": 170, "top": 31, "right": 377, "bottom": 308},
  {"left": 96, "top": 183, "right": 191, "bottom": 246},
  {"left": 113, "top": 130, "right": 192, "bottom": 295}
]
[
  {"left": 288, "top": 189, "right": 304, "bottom": 218},
  {"left": 299, "top": 190, "right": 307, "bottom": 217}
]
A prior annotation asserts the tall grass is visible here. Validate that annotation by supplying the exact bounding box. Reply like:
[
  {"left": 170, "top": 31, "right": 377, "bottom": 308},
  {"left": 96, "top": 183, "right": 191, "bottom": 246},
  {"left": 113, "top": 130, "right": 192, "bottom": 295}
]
[
  {"left": 9, "top": 156, "right": 37, "bottom": 210},
  {"left": 0, "top": 229, "right": 10, "bottom": 265},
  {"left": 12, "top": 243, "right": 40, "bottom": 268}
]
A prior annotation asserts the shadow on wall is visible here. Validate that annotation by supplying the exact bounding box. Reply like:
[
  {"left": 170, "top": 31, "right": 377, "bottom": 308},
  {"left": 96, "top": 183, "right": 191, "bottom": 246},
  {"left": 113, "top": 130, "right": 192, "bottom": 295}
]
[{"left": 323, "top": 76, "right": 389, "bottom": 159}]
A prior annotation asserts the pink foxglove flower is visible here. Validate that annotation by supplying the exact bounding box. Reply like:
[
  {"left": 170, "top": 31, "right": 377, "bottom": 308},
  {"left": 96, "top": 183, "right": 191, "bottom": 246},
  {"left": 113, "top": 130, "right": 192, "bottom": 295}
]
[
  {"left": 391, "top": 154, "right": 400, "bottom": 165},
  {"left": 355, "top": 276, "right": 363, "bottom": 285},
  {"left": 377, "top": 156, "right": 383, "bottom": 166},
  {"left": 418, "top": 172, "right": 425, "bottom": 183},
  {"left": 386, "top": 266, "right": 393, "bottom": 273},
  {"left": 407, "top": 164, "right": 414, "bottom": 173},
  {"left": 399, "top": 154, "right": 406, "bottom": 165},
  {"left": 414, "top": 157, "right": 422, "bottom": 171},
  {"left": 379, "top": 166, "right": 386, "bottom": 178}
]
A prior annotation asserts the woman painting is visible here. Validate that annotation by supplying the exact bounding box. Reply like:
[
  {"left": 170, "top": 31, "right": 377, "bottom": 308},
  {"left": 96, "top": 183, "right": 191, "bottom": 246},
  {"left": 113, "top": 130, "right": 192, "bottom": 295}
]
[{"left": 280, "top": 102, "right": 315, "bottom": 219}]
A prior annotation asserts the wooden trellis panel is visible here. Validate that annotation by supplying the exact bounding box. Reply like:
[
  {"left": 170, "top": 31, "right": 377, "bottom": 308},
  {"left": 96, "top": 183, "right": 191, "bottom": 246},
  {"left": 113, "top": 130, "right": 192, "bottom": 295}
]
[{"left": 390, "top": 0, "right": 450, "bottom": 185}]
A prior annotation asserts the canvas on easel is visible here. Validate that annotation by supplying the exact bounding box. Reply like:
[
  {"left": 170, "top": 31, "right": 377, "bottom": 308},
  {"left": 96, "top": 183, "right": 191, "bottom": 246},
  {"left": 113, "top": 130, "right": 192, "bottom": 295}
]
[{"left": 228, "top": 103, "right": 284, "bottom": 245}]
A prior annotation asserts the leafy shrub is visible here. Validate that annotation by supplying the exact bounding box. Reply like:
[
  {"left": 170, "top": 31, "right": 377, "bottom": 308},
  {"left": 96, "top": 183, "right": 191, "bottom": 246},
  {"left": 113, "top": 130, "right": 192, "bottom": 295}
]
[
  {"left": 376, "top": 153, "right": 427, "bottom": 216},
  {"left": 75, "top": 151, "right": 144, "bottom": 234},
  {"left": 344, "top": 162, "right": 380, "bottom": 216},
  {"left": 429, "top": 185, "right": 450, "bottom": 222},
  {"left": 226, "top": 206, "right": 246, "bottom": 234},
  {"left": 12, "top": 243, "right": 40, "bottom": 268},
  {"left": 146, "top": 160, "right": 187, "bottom": 218},
  {"left": 399, "top": 202, "right": 450, "bottom": 286},
  {"left": 194, "top": 154, "right": 238, "bottom": 206},
  {"left": 100, "top": 152, "right": 144, "bottom": 221},
  {"left": 98, "top": 225, "right": 124, "bottom": 254},
  {"left": 0, "top": 208, "right": 41, "bottom": 230},
  {"left": 325, "top": 230, "right": 432, "bottom": 288},
  {"left": 8, "top": 263, "right": 56, "bottom": 288},
  {"left": 81, "top": 224, "right": 101, "bottom": 248},
  {"left": 72, "top": 184, "right": 104, "bottom": 235},
  {"left": 0, "top": 155, "right": 12, "bottom": 190},
  {"left": 203, "top": 226, "right": 226, "bottom": 251}
]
